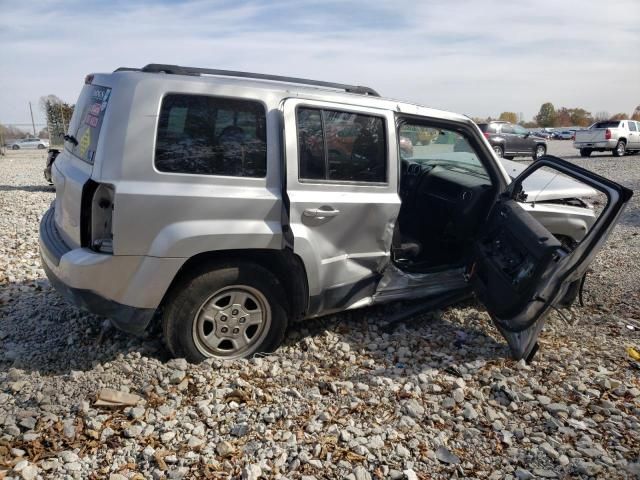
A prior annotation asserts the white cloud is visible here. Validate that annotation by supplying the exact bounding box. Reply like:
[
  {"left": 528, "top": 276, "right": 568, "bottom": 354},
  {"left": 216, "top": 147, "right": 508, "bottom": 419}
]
[{"left": 1, "top": 0, "right": 638, "bottom": 126}]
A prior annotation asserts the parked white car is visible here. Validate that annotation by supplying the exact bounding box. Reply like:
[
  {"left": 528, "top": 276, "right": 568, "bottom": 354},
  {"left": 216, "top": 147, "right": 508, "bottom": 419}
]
[
  {"left": 574, "top": 120, "right": 640, "bottom": 157},
  {"left": 8, "top": 137, "right": 49, "bottom": 150}
]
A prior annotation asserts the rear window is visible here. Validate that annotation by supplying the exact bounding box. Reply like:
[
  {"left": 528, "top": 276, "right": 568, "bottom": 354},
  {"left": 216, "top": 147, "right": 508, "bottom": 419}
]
[
  {"left": 66, "top": 84, "right": 112, "bottom": 164},
  {"left": 593, "top": 121, "right": 620, "bottom": 129},
  {"left": 155, "top": 94, "right": 267, "bottom": 177}
]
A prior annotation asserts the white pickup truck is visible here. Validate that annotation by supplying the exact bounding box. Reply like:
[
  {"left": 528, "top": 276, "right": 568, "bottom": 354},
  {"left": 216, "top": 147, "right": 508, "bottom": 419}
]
[{"left": 573, "top": 120, "right": 640, "bottom": 157}]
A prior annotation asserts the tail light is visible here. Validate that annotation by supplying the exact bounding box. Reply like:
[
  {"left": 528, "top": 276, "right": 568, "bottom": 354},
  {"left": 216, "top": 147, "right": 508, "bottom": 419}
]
[
  {"left": 483, "top": 132, "right": 491, "bottom": 139},
  {"left": 81, "top": 180, "right": 114, "bottom": 253},
  {"left": 605, "top": 129, "right": 611, "bottom": 140}
]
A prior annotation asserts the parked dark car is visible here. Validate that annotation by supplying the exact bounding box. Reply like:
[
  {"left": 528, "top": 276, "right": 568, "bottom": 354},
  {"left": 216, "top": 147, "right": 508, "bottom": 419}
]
[{"left": 478, "top": 121, "right": 547, "bottom": 160}]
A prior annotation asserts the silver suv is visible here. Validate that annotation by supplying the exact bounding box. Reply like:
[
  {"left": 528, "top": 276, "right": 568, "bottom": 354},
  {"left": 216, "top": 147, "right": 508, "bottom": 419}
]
[{"left": 39, "top": 64, "right": 632, "bottom": 363}]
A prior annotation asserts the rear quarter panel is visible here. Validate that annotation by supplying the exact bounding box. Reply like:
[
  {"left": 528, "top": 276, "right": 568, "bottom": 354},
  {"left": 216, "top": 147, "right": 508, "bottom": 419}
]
[{"left": 93, "top": 73, "right": 286, "bottom": 258}]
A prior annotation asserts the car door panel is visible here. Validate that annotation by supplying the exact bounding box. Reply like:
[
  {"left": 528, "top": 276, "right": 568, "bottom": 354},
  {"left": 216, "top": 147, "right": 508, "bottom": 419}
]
[
  {"left": 471, "top": 156, "right": 632, "bottom": 360},
  {"left": 282, "top": 98, "right": 401, "bottom": 316}
]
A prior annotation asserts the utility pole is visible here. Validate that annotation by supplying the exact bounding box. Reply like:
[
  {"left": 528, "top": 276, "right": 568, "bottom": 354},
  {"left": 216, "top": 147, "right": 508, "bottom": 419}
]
[{"left": 29, "top": 102, "right": 37, "bottom": 136}]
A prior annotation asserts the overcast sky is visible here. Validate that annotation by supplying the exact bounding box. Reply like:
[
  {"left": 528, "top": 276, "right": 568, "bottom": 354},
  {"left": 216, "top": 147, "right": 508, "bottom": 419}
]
[{"left": 1, "top": 0, "right": 639, "bottom": 127}]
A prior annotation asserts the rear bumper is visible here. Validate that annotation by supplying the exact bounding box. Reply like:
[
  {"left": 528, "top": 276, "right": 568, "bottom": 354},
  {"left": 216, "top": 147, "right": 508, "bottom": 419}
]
[
  {"left": 39, "top": 207, "right": 185, "bottom": 334},
  {"left": 41, "top": 256, "right": 155, "bottom": 335},
  {"left": 574, "top": 140, "right": 617, "bottom": 149}
]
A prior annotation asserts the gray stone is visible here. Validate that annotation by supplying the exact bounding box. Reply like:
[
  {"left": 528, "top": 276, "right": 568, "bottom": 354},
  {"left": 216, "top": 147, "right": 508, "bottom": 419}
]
[
  {"left": 403, "top": 399, "right": 425, "bottom": 418},
  {"left": 403, "top": 469, "right": 419, "bottom": 480},
  {"left": 435, "top": 446, "right": 460, "bottom": 464},
  {"left": 241, "top": 464, "right": 262, "bottom": 480},
  {"left": 20, "top": 465, "right": 38, "bottom": 480},
  {"left": 514, "top": 469, "right": 534, "bottom": 480}
]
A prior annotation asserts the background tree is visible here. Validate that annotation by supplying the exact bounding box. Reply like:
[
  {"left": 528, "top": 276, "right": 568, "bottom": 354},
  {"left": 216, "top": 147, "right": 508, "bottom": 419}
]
[
  {"left": 631, "top": 105, "right": 640, "bottom": 121},
  {"left": 610, "top": 112, "right": 627, "bottom": 121},
  {"left": 39, "top": 95, "right": 74, "bottom": 144},
  {"left": 555, "top": 108, "right": 572, "bottom": 127},
  {"left": 0, "top": 123, "right": 28, "bottom": 140},
  {"left": 498, "top": 111, "right": 518, "bottom": 123},
  {"left": 595, "top": 111, "right": 610, "bottom": 121},
  {"left": 568, "top": 108, "right": 593, "bottom": 127},
  {"left": 535, "top": 102, "right": 556, "bottom": 127}
]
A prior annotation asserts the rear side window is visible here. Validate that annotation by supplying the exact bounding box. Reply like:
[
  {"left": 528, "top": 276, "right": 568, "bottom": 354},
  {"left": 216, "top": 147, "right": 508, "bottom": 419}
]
[
  {"left": 500, "top": 124, "right": 514, "bottom": 134},
  {"left": 296, "top": 107, "right": 387, "bottom": 183},
  {"left": 67, "top": 84, "right": 112, "bottom": 164},
  {"left": 155, "top": 94, "right": 267, "bottom": 177}
]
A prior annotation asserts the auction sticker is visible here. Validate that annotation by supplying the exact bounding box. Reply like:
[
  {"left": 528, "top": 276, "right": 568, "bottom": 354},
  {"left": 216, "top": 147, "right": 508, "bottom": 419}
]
[{"left": 79, "top": 129, "right": 91, "bottom": 157}]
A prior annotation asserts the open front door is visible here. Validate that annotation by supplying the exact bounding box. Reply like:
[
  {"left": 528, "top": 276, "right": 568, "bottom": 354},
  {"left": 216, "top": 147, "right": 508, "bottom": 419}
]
[{"left": 471, "top": 156, "right": 632, "bottom": 360}]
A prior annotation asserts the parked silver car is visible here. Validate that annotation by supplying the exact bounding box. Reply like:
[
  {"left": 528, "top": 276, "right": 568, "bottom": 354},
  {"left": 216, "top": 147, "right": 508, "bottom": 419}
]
[
  {"left": 8, "top": 137, "right": 49, "bottom": 150},
  {"left": 39, "top": 64, "right": 633, "bottom": 363},
  {"left": 574, "top": 120, "right": 640, "bottom": 157}
]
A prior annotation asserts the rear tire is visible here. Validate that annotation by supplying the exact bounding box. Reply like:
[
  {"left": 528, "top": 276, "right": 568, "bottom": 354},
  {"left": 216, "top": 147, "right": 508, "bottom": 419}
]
[
  {"left": 37, "top": 144, "right": 45, "bottom": 149},
  {"left": 12, "top": 145, "right": 19, "bottom": 150},
  {"left": 492, "top": 145, "right": 504, "bottom": 158},
  {"left": 579, "top": 148, "right": 592, "bottom": 157},
  {"left": 612, "top": 140, "right": 626, "bottom": 157},
  {"left": 162, "top": 261, "right": 288, "bottom": 362},
  {"left": 533, "top": 144, "right": 546, "bottom": 160}
]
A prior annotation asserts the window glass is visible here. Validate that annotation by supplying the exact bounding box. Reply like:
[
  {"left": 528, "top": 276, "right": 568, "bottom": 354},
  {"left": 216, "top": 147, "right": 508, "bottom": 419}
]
[
  {"left": 628, "top": 122, "right": 637, "bottom": 132},
  {"left": 513, "top": 125, "right": 528, "bottom": 135},
  {"left": 500, "top": 124, "right": 514, "bottom": 134},
  {"left": 155, "top": 94, "right": 266, "bottom": 177},
  {"left": 398, "top": 123, "right": 489, "bottom": 178},
  {"left": 297, "top": 107, "right": 387, "bottom": 183},
  {"left": 66, "top": 84, "right": 112, "bottom": 164}
]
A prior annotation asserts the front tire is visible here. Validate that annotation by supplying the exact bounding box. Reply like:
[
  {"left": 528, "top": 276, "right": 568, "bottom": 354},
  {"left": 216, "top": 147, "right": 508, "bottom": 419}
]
[
  {"left": 533, "top": 144, "right": 546, "bottom": 160},
  {"left": 37, "top": 144, "right": 46, "bottom": 149},
  {"left": 579, "top": 148, "right": 592, "bottom": 157},
  {"left": 12, "top": 145, "right": 19, "bottom": 150},
  {"left": 612, "top": 140, "right": 626, "bottom": 157},
  {"left": 492, "top": 145, "right": 504, "bottom": 158},
  {"left": 162, "top": 262, "right": 288, "bottom": 362}
]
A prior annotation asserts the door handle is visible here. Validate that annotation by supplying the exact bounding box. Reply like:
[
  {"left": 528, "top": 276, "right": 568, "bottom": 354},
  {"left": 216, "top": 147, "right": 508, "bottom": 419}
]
[{"left": 303, "top": 207, "right": 341, "bottom": 218}]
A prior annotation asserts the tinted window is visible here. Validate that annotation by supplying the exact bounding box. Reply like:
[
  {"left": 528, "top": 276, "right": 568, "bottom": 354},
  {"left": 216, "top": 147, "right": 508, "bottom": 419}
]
[
  {"left": 297, "top": 107, "right": 386, "bottom": 183},
  {"left": 513, "top": 125, "right": 528, "bottom": 135},
  {"left": 500, "top": 124, "right": 514, "bottom": 134},
  {"left": 155, "top": 94, "right": 267, "bottom": 177},
  {"left": 593, "top": 121, "right": 620, "bottom": 129},
  {"left": 629, "top": 122, "right": 637, "bottom": 132}
]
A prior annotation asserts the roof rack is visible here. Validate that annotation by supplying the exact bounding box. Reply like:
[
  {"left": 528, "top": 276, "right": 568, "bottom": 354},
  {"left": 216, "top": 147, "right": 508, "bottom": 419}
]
[{"left": 113, "top": 63, "right": 380, "bottom": 97}]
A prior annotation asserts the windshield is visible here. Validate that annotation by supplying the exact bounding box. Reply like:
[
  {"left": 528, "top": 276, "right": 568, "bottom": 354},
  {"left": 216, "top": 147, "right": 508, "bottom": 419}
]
[{"left": 399, "top": 123, "right": 489, "bottom": 177}]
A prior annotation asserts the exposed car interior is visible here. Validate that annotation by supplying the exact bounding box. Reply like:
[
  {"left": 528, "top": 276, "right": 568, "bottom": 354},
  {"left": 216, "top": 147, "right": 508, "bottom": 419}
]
[{"left": 392, "top": 124, "right": 497, "bottom": 271}]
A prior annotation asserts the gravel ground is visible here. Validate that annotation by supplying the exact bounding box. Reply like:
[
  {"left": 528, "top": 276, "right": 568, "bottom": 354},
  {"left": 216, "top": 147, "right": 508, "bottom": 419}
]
[{"left": 1, "top": 142, "right": 639, "bottom": 479}]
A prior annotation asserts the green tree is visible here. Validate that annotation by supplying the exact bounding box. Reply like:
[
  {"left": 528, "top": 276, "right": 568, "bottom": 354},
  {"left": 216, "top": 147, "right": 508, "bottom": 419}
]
[
  {"left": 498, "top": 112, "right": 518, "bottom": 123},
  {"left": 610, "top": 112, "right": 627, "bottom": 121},
  {"left": 39, "top": 95, "right": 74, "bottom": 144},
  {"left": 535, "top": 102, "right": 556, "bottom": 127}
]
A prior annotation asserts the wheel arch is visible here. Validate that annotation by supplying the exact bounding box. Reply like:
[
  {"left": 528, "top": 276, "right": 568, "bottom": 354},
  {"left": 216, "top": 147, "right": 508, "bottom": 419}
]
[{"left": 159, "top": 248, "right": 309, "bottom": 322}]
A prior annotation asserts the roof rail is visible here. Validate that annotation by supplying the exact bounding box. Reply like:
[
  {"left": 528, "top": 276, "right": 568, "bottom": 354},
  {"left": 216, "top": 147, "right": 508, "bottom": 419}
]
[{"left": 114, "top": 63, "right": 380, "bottom": 96}]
